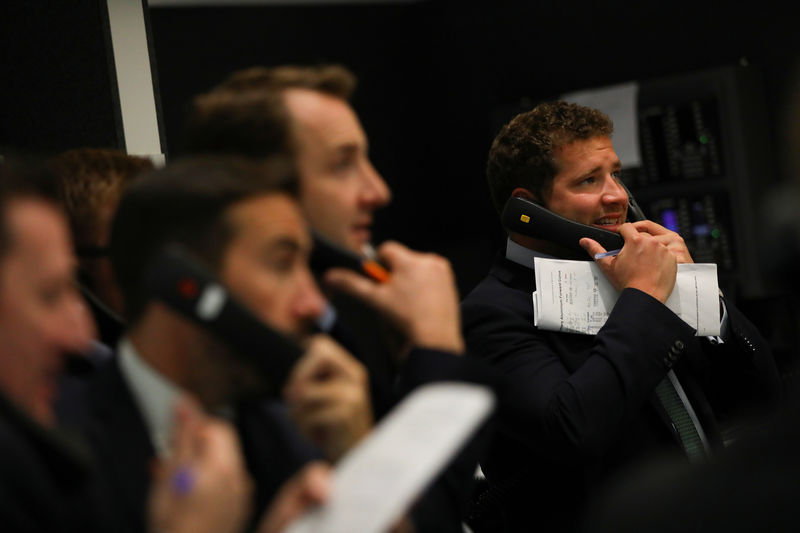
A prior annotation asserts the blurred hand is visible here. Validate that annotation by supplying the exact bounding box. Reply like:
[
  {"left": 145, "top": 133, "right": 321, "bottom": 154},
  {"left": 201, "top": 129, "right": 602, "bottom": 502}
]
[
  {"left": 148, "top": 398, "right": 253, "bottom": 533},
  {"left": 323, "top": 240, "right": 465, "bottom": 354},
  {"left": 284, "top": 334, "right": 373, "bottom": 462},
  {"left": 631, "top": 220, "right": 694, "bottom": 263},
  {"left": 388, "top": 514, "right": 416, "bottom": 533},
  {"left": 255, "top": 461, "right": 331, "bottom": 533},
  {"left": 581, "top": 223, "right": 677, "bottom": 303}
]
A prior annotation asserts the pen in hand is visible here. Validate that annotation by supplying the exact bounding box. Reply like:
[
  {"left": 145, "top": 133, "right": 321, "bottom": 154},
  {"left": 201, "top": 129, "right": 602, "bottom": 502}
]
[{"left": 594, "top": 248, "right": 621, "bottom": 260}]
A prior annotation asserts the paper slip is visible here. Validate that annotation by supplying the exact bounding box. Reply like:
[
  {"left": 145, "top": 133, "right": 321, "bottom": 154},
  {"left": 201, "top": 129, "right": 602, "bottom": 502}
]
[
  {"left": 533, "top": 257, "right": 720, "bottom": 336},
  {"left": 285, "top": 382, "right": 495, "bottom": 533}
]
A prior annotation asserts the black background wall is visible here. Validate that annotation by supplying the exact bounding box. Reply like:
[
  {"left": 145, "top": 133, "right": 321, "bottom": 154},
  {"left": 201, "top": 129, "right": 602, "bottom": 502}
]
[
  {"left": 146, "top": 1, "right": 799, "bottom": 291},
  {"left": 3, "top": 0, "right": 800, "bottom": 373},
  {"left": 1, "top": 1, "right": 123, "bottom": 154}
]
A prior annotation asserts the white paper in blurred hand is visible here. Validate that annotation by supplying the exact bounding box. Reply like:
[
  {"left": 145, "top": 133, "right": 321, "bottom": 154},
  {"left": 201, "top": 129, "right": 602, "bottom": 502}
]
[{"left": 285, "top": 382, "right": 495, "bottom": 533}]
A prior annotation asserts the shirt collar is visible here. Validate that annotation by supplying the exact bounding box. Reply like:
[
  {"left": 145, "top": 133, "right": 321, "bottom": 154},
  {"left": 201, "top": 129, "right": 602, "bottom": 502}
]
[
  {"left": 505, "top": 237, "right": 556, "bottom": 268},
  {"left": 117, "top": 337, "right": 184, "bottom": 458}
]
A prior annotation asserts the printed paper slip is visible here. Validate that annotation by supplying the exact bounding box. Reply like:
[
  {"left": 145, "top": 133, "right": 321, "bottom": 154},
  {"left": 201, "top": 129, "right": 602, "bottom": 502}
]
[
  {"left": 285, "top": 382, "right": 495, "bottom": 533},
  {"left": 533, "top": 257, "right": 720, "bottom": 336}
]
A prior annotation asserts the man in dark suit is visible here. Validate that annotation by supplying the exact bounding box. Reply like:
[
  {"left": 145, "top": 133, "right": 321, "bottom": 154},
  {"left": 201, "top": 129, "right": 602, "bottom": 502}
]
[{"left": 460, "top": 100, "right": 782, "bottom": 532}]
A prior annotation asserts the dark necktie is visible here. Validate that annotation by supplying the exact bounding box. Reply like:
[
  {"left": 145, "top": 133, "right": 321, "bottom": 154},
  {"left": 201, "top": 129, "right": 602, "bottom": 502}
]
[{"left": 654, "top": 370, "right": 707, "bottom": 463}]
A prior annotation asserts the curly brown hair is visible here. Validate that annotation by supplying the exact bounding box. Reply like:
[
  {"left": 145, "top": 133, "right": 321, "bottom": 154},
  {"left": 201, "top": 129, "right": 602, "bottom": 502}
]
[{"left": 486, "top": 100, "right": 613, "bottom": 215}]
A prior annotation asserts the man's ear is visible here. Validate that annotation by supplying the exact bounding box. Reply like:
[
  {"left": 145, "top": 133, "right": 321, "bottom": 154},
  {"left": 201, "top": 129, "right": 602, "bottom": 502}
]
[{"left": 511, "top": 187, "right": 540, "bottom": 204}]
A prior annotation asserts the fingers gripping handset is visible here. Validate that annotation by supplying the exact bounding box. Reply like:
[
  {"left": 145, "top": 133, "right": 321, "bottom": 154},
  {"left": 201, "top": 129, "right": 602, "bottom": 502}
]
[
  {"left": 575, "top": 185, "right": 679, "bottom": 303},
  {"left": 144, "top": 244, "right": 305, "bottom": 397}
]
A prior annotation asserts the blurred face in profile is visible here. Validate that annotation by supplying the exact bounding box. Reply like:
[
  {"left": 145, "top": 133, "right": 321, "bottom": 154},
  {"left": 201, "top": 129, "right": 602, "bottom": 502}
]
[
  {"left": 147, "top": 192, "right": 329, "bottom": 408},
  {"left": 219, "top": 192, "right": 327, "bottom": 341},
  {"left": 284, "top": 88, "right": 392, "bottom": 254},
  {"left": 0, "top": 198, "right": 95, "bottom": 426}
]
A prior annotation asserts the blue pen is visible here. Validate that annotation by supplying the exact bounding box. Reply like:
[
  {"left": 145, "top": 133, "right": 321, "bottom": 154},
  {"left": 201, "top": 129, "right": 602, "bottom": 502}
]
[{"left": 594, "top": 248, "right": 621, "bottom": 260}]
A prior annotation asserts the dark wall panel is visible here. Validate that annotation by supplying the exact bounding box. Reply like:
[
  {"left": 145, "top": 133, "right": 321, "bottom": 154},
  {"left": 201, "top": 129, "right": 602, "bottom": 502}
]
[{"left": 1, "top": 1, "right": 122, "bottom": 156}]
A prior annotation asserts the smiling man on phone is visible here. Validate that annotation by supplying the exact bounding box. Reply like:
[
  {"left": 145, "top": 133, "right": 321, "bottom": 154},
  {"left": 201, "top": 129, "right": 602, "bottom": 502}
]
[{"left": 460, "top": 100, "right": 782, "bottom": 533}]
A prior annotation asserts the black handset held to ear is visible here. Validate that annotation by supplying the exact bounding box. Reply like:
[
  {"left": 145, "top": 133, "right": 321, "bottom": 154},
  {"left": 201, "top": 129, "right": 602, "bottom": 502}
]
[
  {"left": 502, "top": 197, "right": 625, "bottom": 256},
  {"left": 310, "top": 231, "right": 390, "bottom": 283},
  {"left": 144, "top": 244, "right": 305, "bottom": 397},
  {"left": 502, "top": 183, "right": 646, "bottom": 257}
]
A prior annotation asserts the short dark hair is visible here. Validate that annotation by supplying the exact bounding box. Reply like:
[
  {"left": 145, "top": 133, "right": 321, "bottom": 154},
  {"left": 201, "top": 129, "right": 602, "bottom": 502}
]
[
  {"left": 0, "top": 157, "right": 60, "bottom": 261},
  {"left": 109, "top": 155, "right": 297, "bottom": 324},
  {"left": 214, "top": 64, "right": 356, "bottom": 99},
  {"left": 46, "top": 148, "right": 154, "bottom": 249},
  {"left": 180, "top": 64, "right": 357, "bottom": 158},
  {"left": 486, "top": 100, "right": 613, "bottom": 215}
]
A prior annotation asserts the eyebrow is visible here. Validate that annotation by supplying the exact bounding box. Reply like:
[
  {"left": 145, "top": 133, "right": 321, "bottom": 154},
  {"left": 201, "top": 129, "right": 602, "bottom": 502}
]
[
  {"left": 264, "top": 236, "right": 302, "bottom": 254},
  {"left": 577, "top": 160, "right": 623, "bottom": 179},
  {"left": 261, "top": 235, "right": 314, "bottom": 260},
  {"left": 335, "top": 144, "right": 360, "bottom": 157}
]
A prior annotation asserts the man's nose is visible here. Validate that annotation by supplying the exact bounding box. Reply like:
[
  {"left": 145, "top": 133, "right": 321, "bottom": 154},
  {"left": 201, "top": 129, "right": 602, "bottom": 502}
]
[
  {"left": 58, "top": 296, "right": 97, "bottom": 355},
  {"left": 358, "top": 161, "right": 392, "bottom": 208},
  {"left": 601, "top": 176, "right": 628, "bottom": 205},
  {"left": 292, "top": 271, "right": 328, "bottom": 322}
]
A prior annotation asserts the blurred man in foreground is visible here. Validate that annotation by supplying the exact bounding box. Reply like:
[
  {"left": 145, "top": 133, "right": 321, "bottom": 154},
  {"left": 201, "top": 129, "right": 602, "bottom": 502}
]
[{"left": 0, "top": 159, "right": 271, "bottom": 533}]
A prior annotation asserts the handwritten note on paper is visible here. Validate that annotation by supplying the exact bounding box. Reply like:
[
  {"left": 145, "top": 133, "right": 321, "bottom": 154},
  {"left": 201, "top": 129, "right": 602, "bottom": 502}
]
[
  {"left": 533, "top": 257, "right": 720, "bottom": 336},
  {"left": 533, "top": 258, "right": 618, "bottom": 335},
  {"left": 285, "top": 383, "right": 495, "bottom": 533}
]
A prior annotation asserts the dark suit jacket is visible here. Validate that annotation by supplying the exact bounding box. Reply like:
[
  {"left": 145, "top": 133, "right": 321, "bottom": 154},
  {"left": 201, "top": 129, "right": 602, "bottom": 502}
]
[
  {"left": 58, "top": 355, "right": 321, "bottom": 533},
  {"left": 460, "top": 253, "right": 782, "bottom": 533},
  {"left": 324, "top": 290, "right": 405, "bottom": 420},
  {"left": 0, "top": 391, "right": 110, "bottom": 533}
]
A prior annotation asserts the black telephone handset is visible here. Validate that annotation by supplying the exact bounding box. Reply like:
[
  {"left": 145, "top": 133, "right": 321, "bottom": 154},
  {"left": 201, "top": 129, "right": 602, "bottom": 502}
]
[
  {"left": 621, "top": 180, "right": 647, "bottom": 222},
  {"left": 310, "top": 231, "right": 390, "bottom": 283},
  {"left": 501, "top": 183, "right": 645, "bottom": 257},
  {"left": 144, "top": 244, "right": 305, "bottom": 397}
]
